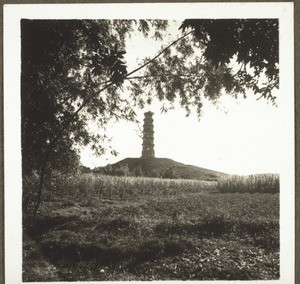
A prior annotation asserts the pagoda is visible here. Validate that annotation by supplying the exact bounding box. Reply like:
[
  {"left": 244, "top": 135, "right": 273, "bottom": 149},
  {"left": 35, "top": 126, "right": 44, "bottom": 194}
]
[{"left": 142, "top": 111, "right": 155, "bottom": 158}]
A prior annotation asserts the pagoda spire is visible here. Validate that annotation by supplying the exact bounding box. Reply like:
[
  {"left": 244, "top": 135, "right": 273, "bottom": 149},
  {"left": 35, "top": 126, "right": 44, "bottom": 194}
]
[{"left": 142, "top": 111, "right": 155, "bottom": 158}]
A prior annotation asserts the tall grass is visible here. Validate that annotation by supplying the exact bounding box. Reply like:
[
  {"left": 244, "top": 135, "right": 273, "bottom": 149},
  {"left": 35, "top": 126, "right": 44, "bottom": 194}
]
[
  {"left": 216, "top": 174, "right": 279, "bottom": 194},
  {"left": 43, "top": 174, "right": 216, "bottom": 202},
  {"left": 23, "top": 172, "right": 280, "bottom": 281},
  {"left": 31, "top": 173, "right": 280, "bottom": 208}
]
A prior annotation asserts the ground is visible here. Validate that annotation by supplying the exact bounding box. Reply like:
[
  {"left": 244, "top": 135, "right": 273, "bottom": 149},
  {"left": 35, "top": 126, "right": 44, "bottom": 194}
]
[{"left": 23, "top": 174, "right": 279, "bottom": 281}]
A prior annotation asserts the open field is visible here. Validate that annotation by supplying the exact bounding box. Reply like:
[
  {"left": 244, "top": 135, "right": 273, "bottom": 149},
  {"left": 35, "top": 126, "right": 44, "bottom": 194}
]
[{"left": 23, "top": 174, "right": 279, "bottom": 281}]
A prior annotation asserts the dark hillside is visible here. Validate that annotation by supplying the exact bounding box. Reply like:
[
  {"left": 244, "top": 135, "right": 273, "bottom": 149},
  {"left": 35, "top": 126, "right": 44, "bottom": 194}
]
[{"left": 95, "top": 157, "right": 227, "bottom": 181}]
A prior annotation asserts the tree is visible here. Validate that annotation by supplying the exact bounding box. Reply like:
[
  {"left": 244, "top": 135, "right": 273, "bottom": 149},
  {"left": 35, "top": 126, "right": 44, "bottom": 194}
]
[
  {"left": 131, "top": 19, "right": 278, "bottom": 117},
  {"left": 22, "top": 20, "right": 131, "bottom": 176},
  {"left": 21, "top": 19, "right": 168, "bottom": 216},
  {"left": 21, "top": 19, "right": 278, "bottom": 217},
  {"left": 180, "top": 19, "right": 278, "bottom": 101}
]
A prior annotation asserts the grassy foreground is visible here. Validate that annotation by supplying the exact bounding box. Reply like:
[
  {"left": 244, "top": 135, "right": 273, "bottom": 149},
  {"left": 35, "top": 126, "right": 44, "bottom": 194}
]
[{"left": 23, "top": 174, "right": 279, "bottom": 281}]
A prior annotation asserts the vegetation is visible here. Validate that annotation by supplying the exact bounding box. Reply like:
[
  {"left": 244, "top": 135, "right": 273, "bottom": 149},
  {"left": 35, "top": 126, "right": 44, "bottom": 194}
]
[
  {"left": 23, "top": 173, "right": 279, "bottom": 281},
  {"left": 133, "top": 19, "right": 278, "bottom": 117},
  {"left": 21, "top": 19, "right": 279, "bottom": 215},
  {"left": 23, "top": 174, "right": 216, "bottom": 213},
  {"left": 180, "top": 19, "right": 278, "bottom": 102},
  {"left": 21, "top": 19, "right": 169, "bottom": 215},
  {"left": 217, "top": 174, "right": 279, "bottom": 194},
  {"left": 21, "top": 16, "right": 280, "bottom": 282},
  {"left": 94, "top": 157, "right": 226, "bottom": 180}
]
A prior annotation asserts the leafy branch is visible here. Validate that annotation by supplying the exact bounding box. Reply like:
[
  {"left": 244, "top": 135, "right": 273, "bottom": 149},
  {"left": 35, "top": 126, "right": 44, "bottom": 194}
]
[{"left": 31, "top": 29, "right": 194, "bottom": 218}]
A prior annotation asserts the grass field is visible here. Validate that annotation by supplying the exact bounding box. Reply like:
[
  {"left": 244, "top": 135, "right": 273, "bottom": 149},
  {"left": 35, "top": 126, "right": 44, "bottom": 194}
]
[{"left": 23, "top": 173, "right": 279, "bottom": 281}]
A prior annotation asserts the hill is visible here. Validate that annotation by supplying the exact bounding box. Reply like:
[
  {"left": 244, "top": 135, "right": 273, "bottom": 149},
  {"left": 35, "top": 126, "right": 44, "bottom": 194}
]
[{"left": 94, "top": 157, "right": 227, "bottom": 181}]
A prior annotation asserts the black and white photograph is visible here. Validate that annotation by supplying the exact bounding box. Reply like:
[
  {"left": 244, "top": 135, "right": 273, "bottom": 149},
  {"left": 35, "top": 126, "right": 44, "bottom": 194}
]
[{"left": 3, "top": 3, "right": 294, "bottom": 283}]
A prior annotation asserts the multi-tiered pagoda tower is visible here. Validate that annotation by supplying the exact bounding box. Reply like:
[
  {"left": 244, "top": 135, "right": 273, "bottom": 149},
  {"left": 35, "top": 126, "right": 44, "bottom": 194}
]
[{"left": 142, "top": 111, "right": 155, "bottom": 158}]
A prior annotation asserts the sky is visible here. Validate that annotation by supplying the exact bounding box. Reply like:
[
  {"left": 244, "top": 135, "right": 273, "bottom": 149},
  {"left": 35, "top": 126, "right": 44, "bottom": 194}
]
[
  {"left": 80, "top": 95, "right": 283, "bottom": 175},
  {"left": 80, "top": 20, "right": 284, "bottom": 175}
]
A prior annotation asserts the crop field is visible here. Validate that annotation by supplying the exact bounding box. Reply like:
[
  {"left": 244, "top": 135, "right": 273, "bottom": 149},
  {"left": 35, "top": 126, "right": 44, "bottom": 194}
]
[{"left": 23, "top": 173, "right": 279, "bottom": 281}]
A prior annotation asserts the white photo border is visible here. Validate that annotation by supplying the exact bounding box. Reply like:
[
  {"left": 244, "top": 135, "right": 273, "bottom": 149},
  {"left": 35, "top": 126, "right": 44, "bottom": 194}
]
[{"left": 3, "top": 3, "right": 294, "bottom": 284}]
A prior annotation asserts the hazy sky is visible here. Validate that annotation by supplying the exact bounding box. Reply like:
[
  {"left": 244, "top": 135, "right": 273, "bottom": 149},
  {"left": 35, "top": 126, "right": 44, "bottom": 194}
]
[
  {"left": 80, "top": 96, "right": 283, "bottom": 175},
  {"left": 79, "top": 20, "right": 285, "bottom": 175}
]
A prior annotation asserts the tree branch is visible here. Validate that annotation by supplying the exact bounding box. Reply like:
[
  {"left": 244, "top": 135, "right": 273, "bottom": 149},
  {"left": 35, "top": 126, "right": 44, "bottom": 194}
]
[
  {"left": 51, "top": 31, "right": 196, "bottom": 152},
  {"left": 33, "top": 82, "right": 113, "bottom": 218},
  {"left": 32, "top": 29, "right": 195, "bottom": 218},
  {"left": 90, "top": 30, "right": 194, "bottom": 92},
  {"left": 125, "top": 73, "right": 197, "bottom": 81},
  {"left": 126, "top": 30, "right": 193, "bottom": 78},
  {"left": 46, "top": 30, "right": 194, "bottom": 157}
]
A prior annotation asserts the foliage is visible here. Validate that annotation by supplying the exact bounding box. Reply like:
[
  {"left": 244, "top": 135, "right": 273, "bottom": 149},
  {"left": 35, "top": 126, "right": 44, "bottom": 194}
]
[
  {"left": 95, "top": 157, "right": 223, "bottom": 180},
  {"left": 21, "top": 19, "right": 279, "bottom": 215},
  {"left": 21, "top": 19, "right": 169, "bottom": 215},
  {"left": 23, "top": 173, "right": 279, "bottom": 281},
  {"left": 38, "top": 174, "right": 215, "bottom": 203},
  {"left": 22, "top": 19, "right": 280, "bottom": 176},
  {"left": 132, "top": 165, "right": 144, "bottom": 177},
  {"left": 111, "top": 164, "right": 131, "bottom": 176},
  {"left": 132, "top": 19, "right": 279, "bottom": 116},
  {"left": 181, "top": 19, "right": 278, "bottom": 88},
  {"left": 26, "top": 173, "right": 279, "bottom": 210},
  {"left": 79, "top": 165, "right": 92, "bottom": 173},
  {"left": 21, "top": 19, "right": 168, "bottom": 177},
  {"left": 216, "top": 174, "right": 279, "bottom": 193},
  {"left": 162, "top": 167, "right": 179, "bottom": 179}
]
